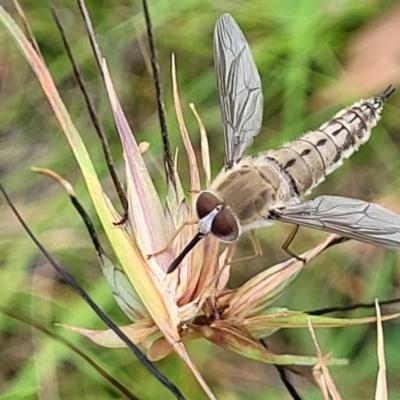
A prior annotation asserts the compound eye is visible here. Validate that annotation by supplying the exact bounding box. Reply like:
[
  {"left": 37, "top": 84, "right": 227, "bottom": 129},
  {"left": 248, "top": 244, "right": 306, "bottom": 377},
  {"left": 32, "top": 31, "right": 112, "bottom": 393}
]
[
  {"left": 196, "top": 192, "right": 220, "bottom": 219},
  {"left": 211, "top": 208, "right": 239, "bottom": 242}
]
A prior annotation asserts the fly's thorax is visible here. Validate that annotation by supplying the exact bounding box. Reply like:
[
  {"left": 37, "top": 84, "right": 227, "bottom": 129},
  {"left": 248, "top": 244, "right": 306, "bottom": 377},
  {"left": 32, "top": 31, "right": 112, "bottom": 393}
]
[
  {"left": 195, "top": 191, "right": 240, "bottom": 243},
  {"left": 262, "top": 91, "right": 391, "bottom": 198},
  {"left": 210, "top": 160, "right": 281, "bottom": 226}
]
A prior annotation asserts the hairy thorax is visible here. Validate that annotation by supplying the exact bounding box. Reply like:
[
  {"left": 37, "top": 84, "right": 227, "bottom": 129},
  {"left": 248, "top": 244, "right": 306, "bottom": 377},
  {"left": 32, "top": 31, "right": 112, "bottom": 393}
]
[{"left": 211, "top": 157, "right": 296, "bottom": 226}]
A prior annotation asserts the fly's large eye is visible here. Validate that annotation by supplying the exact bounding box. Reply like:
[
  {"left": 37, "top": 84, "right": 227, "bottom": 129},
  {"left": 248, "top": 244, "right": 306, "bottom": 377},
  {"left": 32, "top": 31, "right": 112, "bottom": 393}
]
[
  {"left": 211, "top": 208, "right": 239, "bottom": 242},
  {"left": 196, "top": 192, "right": 220, "bottom": 219}
]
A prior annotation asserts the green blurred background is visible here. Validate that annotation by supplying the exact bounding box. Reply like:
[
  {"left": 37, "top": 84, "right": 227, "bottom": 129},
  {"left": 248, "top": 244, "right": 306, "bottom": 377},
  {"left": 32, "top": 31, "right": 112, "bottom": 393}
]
[{"left": 1, "top": 0, "right": 400, "bottom": 399}]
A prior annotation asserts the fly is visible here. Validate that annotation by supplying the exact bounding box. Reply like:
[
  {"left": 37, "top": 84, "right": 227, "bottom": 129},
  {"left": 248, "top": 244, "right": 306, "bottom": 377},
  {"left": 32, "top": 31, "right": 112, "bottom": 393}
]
[{"left": 166, "top": 13, "right": 396, "bottom": 274}]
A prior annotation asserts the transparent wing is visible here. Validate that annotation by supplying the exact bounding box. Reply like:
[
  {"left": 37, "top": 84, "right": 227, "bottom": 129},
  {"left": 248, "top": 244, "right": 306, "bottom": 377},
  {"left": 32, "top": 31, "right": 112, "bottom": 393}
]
[
  {"left": 270, "top": 195, "right": 400, "bottom": 251},
  {"left": 214, "top": 13, "right": 264, "bottom": 168}
]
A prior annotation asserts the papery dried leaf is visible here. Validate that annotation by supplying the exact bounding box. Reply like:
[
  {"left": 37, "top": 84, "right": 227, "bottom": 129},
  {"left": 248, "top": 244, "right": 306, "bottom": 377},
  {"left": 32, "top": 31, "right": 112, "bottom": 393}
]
[
  {"left": 375, "top": 301, "right": 388, "bottom": 400},
  {"left": 186, "top": 237, "right": 221, "bottom": 306},
  {"left": 178, "top": 287, "right": 221, "bottom": 323},
  {"left": 170, "top": 54, "right": 207, "bottom": 296},
  {"left": 166, "top": 154, "right": 186, "bottom": 224},
  {"left": 215, "top": 248, "right": 231, "bottom": 293},
  {"left": 308, "top": 320, "right": 342, "bottom": 400},
  {"left": 147, "top": 337, "right": 174, "bottom": 361},
  {"left": 313, "top": 365, "right": 330, "bottom": 400},
  {"left": 165, "top": 152, "right": 190, "bottom": 253},
  {"left": 176, "top": 246, "right": 229, "bottom": 320},
  {"left": 101, "top": 61, "right": 184, "bottom": 334},
  {"left": 174, "top": 228, "right": 208, "bottom": 303},
  {"left": 165, "top": 153, "right": 190, "bottom": 262},
  {"left": 58, "top": 318, "right": 158, "bottom": 348},
  {"left": 194, "top": 245, "right": 230, "bottom": 319},
  {"left": 102, "top": 60, "right": 170, "bottom": 261},
  {"left": 192, "top": 321, "right": 346, "bottom": 366},
  {"left": 244, "top": 309, "right": 400, "bottom": 338},
  {"left": 225, "top": 235, "right": 338, "bottom": 319},
  {"left": 171, "top": 54, "right": 200, "bottom": 194},
  {"left": 102, "top": 61, "right": 217, "bottom": 400},
  {"left": 189, "top": 103, "right": 211, "bottom": 187}
]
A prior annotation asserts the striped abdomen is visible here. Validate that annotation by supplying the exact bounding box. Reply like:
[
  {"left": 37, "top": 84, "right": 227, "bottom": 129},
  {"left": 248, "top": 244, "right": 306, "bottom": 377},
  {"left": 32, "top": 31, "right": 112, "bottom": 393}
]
[{"left": 262, "top": 86, "right": 394, "bottom": 198}]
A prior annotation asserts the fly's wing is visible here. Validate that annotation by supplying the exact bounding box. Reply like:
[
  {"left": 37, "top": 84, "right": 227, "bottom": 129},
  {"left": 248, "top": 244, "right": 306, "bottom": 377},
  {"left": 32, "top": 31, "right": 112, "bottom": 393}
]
[
  {"left": 214, "top": 14, "right": 264, "bottom": 168},
  {"left": 270, "top": 195, "right": 400, "bottom": 251}
]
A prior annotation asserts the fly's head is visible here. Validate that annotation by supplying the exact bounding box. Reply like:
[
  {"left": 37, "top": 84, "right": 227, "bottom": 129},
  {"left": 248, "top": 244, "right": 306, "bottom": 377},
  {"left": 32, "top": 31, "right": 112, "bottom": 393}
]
[{"left": 195, "top": 191, "right": 240, "bottom": 243}]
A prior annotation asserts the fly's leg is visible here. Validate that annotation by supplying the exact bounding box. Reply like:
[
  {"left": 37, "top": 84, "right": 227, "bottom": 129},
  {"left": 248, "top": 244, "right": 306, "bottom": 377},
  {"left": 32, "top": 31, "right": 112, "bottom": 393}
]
[
  {"left": 147, "top": 218, "right": 198, "bottom": 258},
  {"left": 224, "top": 230, "right": 262, "bottom": 265},
  {"left": 282, "top": 225, "right": 306, "bottom": 263}
]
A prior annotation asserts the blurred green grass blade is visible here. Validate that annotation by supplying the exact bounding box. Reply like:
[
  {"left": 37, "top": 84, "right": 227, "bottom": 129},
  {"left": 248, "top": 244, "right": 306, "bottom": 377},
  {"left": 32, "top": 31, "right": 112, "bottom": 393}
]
[
  {"left": 194, "top": 322, "right": 347, "bottom": 366},
  {"left": 245, "top": 308, "right": 400, "bottom": 338},
  {"left": 0, "top": 388, "right": 38, "bottom": 399}
]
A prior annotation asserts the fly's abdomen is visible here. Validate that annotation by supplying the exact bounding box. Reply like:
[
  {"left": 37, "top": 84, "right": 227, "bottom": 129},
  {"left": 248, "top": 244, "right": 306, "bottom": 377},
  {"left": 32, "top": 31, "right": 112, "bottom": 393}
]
[{"left": 263, "top": 86, "right": 394, "bottom": 197}]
